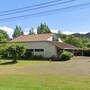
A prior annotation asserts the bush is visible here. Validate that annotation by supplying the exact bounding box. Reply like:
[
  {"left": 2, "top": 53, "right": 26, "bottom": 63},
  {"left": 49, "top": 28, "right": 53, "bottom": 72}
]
[
  {"left": 6, "top": 44, "right": 26, "bottom": 60},
  {"left": 60, "top": 51, "right": 73, "bottom": 61},
  {"left": 0, "top": 44, "right": 8, "bottom": 59},
  {"left": 49, "top": 55, "right": 58, "bottom": 61},
  {"left": 0, "top": 44, "right": 26, "bottom": 60},
  {"left": 31, "top": 55, "right": 44, "bottom": 60},
  {"left": 23, "top": 50, "right": 33, "bottom": 59}
]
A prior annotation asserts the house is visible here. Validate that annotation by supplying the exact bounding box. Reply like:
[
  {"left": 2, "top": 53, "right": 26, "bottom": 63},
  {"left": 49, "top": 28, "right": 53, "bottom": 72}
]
[{"left": 10, "top": 33, "right": 78, "bottom": 58}]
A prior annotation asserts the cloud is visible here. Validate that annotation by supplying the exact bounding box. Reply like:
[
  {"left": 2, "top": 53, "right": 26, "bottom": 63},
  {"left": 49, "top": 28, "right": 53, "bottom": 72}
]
[
  {"left": 62, "top": 31, "right": 74, "bottom": 35},
  {"left": 51, "top": 29, "right": 58, "bottom": 33},
  {"left": 62, "top": 31, "right": 88, "bottom": 35},
  {"left": 0, "top": 26, "right": 14, "bottom": 38},
  {"left": 51, "top": 29, "right": 74, "bottom": 34},
  {"left": 51, "top": 29, "right": 88, "bottom": 35}
]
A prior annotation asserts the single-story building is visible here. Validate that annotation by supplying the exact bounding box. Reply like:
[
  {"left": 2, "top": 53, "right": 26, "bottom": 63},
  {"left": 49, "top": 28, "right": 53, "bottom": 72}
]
[{"left": 10, "top": 33, "right": 78, "bottom": 58}]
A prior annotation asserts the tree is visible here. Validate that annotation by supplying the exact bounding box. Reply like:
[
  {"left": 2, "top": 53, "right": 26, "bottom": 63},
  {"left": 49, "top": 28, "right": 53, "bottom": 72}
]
[
  {"left": 0, "top": 43, "right": 10, "bottom": 59},
  {"left": 64, "top": 35, "right": 83, "bottom": 48},
  {"left": 12, "top": 26, "right": 24, "bottom": 39},
  {"left": 7, "top": 44, "right": 26, "bottom": 62},
  {"left": 86, "top": 43, "right": 90, "bottom": 48},
  {"left": 58, "top": 31, "right": 90, "bottom": 49},
  {"left": 57, "top": 30, "right": 67, "bottom": 41},
  {"left": 0, "top": 30, "right": 9, "bottom": 42},
  {"left": 37, "top": 23, "right": 51, "bottom": 34},
  {"left": 29, "top": 27, "right": 35, "bottom": 35}
]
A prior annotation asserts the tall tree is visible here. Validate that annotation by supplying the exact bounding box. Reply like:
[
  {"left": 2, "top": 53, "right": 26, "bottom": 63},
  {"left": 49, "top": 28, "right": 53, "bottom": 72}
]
[
  {"left": 37, "top": 23, "right": 51, "bottom": 34},
  {"left": 12, "top": 26, "right": 24, "bottom": 39},
  {"left": 29, "top": 27, "right": 35, "bottom": 35},
  {"left": 64, "top": 35, "right": 83, "bottom": 48},
  {"left": 0, "top": 29, "right": 9, "bottom": 42}
]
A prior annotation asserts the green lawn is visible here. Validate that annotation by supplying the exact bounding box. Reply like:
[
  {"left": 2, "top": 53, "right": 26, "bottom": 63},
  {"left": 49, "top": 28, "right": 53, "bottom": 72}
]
[
  {"left": 0, "top": 57, "right": 90, "bottom": 90},
  {"left": 0, "top": 74, "right": 90, "bottom": 90}
]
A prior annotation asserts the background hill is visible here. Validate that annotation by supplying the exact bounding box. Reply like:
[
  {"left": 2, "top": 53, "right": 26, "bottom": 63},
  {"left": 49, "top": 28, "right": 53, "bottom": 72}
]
[{"left": 72, "top": 32, "right": 90, "bottom": 38}]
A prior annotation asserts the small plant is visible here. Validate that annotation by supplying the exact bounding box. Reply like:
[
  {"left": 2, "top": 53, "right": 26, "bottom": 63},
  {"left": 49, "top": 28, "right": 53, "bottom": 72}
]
[{"left": 60, "top": 51, "right": 73, "bottom": 61}]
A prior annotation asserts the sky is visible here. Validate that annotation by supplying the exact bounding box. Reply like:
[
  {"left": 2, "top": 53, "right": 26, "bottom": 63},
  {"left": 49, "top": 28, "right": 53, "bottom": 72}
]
[{"left": 0, "top": 0, "right": 90, "bottom": 37}]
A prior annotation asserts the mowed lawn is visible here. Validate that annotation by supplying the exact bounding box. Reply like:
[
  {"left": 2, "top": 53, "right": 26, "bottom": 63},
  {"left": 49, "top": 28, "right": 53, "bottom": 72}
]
[{"left": 0, "top": 57, "right": 90, "bottom": 90}]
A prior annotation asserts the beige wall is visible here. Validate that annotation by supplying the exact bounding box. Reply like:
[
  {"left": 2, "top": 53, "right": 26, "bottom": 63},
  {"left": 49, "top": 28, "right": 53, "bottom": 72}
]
[
  {"left": 26, "top": 42, "right": 57, "bottom": 58},
  {"left": 11, "top": 41, "right": 58, "bottom": 58}
]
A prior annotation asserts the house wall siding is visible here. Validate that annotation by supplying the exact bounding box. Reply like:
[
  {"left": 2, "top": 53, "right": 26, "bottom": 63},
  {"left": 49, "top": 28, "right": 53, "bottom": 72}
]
[{"left": 26, "top": 42, "right": 57, "bottom": 58}]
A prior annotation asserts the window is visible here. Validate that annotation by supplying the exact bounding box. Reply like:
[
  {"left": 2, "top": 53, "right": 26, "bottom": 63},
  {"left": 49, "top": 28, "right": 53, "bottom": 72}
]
[
  {"left": 35, "top": 49, "right": 44, "bottom": 52},
  {"left": 26, "top": 49, "right": 34, "bottom": 52},
  {"left": 27, "top": 49, "right": 44, "bottom": 52}
]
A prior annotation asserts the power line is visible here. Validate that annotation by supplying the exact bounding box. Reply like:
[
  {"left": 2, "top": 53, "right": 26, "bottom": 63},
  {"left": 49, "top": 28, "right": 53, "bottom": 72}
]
[
  {"left": 0, "top": 0, "right": 75, "bottom": 17},
  {"left": 0, "top": 2, "right": 90, "bottom": 22},
  {"left": 0, "top": 0, "right": 67, "bottom": 14}
]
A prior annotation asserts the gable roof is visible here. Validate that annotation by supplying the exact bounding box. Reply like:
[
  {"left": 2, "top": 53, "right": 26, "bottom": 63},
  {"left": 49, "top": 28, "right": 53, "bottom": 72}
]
[
  {"left": 50, "top": 41, "right": 78, "bottom": 50},
  {"left": 11, "top": 33, "right": 54, "bottom": 42}
]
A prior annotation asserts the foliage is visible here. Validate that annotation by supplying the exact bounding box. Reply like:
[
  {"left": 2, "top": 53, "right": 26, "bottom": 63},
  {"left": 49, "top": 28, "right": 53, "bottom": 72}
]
[
  {"left": 57, "top": 31, "right": 67, "bottom": 41},
  {"left": 58, "top": 32, "right": 90, "bottom": 49},
  {"left": 0, "top": 44, "right": 26, "bottom": 61},
  {"left": 80, "top": 38, "right": 90, "bottom": 49},
  {"left": 7, "top": 44, "right": 26, "bottom": 61},
  {"left": 64, "top": 35, "right": 83, "bottom": 48},
  {"left": 0, "top": 30, "right": 9, "bottom": 42},
  {"left": 23, "top": 49, "right": 33, "bottom": 59},
  {"left": 12, "top": 25, "right": 24, "bottom": 39},
  {"left": 29, "top": 27, "right": 35, "bottom": 35},
  {"left": 31, "top": 55, "right": 44, "bottom": 59},
  {"left": 49, "top": 55, "right": 58, "bottom": 61},
  {"left": 60, "top": 51, "right": 73, "bottom": 61},
  {"left": 37, "top": 23, "right": 51, "bottom": 34},
  {"left": 0, "top": 43, "right": 8, "bottom": 58},
  {"left": 86, "top": 43, "right": 90, "bottom": 48}
]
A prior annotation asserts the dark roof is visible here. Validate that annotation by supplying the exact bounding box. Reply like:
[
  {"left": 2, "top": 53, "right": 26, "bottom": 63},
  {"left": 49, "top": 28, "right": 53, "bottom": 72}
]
[
  {"left": 50, "top": 41, "right": 78, "bottom": 50},
  {"left": 10, "top": 33, "right": 54, "bottom": 42}
]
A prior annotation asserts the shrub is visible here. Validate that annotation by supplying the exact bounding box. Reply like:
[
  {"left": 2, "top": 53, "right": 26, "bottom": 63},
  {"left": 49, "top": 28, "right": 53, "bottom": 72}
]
[
  {"left": 0, "top": 44, "right": 8, "bottom": 59},
  {"left": 49, "top": 55, "right": 58, "bottom": 61},
  {"left": 31, "top": 55, "right": 44, "bottom": 60},
  {"left": 0, "top": 44, "right": 26, "bottom": 61},
  {"left": 60, "top": 51, "right": 73, "bottom": 61},
  {"left": 23, "top": 50, "right": 33, "bottom": 59},
  {"left": 7, "top": 44, "right": 26, "bottom": 60}
]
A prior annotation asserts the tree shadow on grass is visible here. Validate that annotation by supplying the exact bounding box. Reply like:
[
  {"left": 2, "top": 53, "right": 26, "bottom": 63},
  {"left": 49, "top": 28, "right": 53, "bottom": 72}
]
[{"left": 0, "top": 60, "right": 17, "bottom": 65}]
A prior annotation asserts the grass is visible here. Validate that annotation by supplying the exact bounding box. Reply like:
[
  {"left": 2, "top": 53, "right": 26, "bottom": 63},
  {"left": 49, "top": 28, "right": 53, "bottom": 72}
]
[
  {"left": 0, "top": 74, "right": 90, "bottom": 90},
  {"left": 0, "top": 57, "right": 90, "bottom": 90},
  {"left": 0, "top": 59, "right": 49, "bottom": 67}
]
